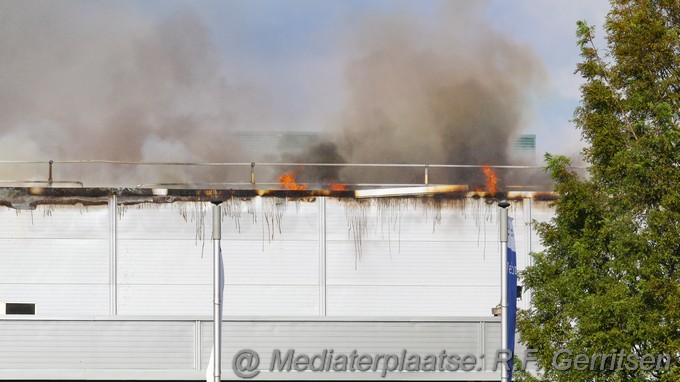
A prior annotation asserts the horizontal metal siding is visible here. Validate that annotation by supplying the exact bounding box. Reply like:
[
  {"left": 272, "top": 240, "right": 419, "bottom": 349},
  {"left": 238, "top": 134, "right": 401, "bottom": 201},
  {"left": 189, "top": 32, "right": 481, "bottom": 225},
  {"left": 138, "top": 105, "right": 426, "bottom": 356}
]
[
  {"left": 0, "top": 285, "right": 109, "bottom": 316},
  {"left": 326, "top": 199, "right": 502, "bottom": 242},
  {"left": 200, "top": 319, "right": 499, "bottom": 379},
  {"left": 223, "top": 286, "right": 319, "bottom": 316},
  {"left": 0, "top": 205, "right": 108, "bottom": 239},
  {"left": 0, "top": 198, "right": 554, "bottom": 318},
  {"left": 0, "top": 205, "right": 108, "bottom": 315},
  {"left": 326, "top": 286, "right": 499, "bottom": 316},
  {"left": 528, "top": 202, "right": 553, "bottom": 254},
  {"left": 116, "top": 201, "right": 320, "bottom": 316},
  {"left": 222, "top": 198, "right": 319, "bottom": 241},
  {"left": 0, "top": 239, "right": 108, "bottom": 284},
  {"left": 327, "top": 241, "right": 500, "bottom": 286},
  {"left": 118, "top": 202, "right": 212, "bottom": 241},
  {"left": 117, "top": 285, "right": 210, "bottom": 315},
  {"left": 325, "top": 199, "right": 522, "bottom": 316},
  {"left": 0, "top": 320, "right": 194, "bottom": 369},
  {"left": 484, "top": 322, "right": 502, "bottom": 371}
]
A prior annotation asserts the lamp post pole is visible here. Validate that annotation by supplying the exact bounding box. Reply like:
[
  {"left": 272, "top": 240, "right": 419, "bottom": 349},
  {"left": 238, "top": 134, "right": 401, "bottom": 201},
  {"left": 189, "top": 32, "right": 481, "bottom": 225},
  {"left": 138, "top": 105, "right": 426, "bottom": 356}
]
[
  {"left": 212, "top": 202, "right": 222, "bottom": 382},
  {"left": 498, "top": 201, "right": 510, "bottom": 382}
]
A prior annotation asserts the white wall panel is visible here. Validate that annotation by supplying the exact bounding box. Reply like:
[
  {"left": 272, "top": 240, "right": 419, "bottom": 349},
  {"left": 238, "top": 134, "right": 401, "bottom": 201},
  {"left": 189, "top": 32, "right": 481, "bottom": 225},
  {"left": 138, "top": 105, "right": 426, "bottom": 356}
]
[
  {"left": 199, "top": 319, "right": 500, "bottom": 377},
  {"left": 0, "top": 285, "right": 109, "bottom": 315},
  {"left": 0, "top": 320, "right": 194, "bottom": 369},
  {"left": 529, "top": 202, "right": 554, "bottom": 254},
  {"left": 118, "top": 202, "right": 212, "bottom": 241},
  {"left": 326, "top": 286, "right": 499, "bottom": 316},
  {"left": 117, "top": 285, "right": 210, "bottom": 315},
  {"left": 116, "top": 201, "right": 320, "bottom": 316},
  {"left": 223, "top": 241, "right": 318, "bottom": 285},
  {"left": 326, "top": 199, "right": 502, "bottom": 243},
  {"left": 0, "top": 205, "right": 108, "bottom": 239},
  {"left": 0, "top": 239, "right": 108, "bottom": 284},
  {"left": 0, "top": 317, "right": 502, "bottom": 380},
  {"left": 327, "top": 241, "right": 499, "bottom": 286},
  {"left": 118, "top": 240, "right": 210, "bottom": 284},
  {"left": 0, "top": 205, "right": 109, "bottom": 316},
  {"left": 0, "top": 198, "right": 554, "bottom": 318},
  {"left": 222, "top": 198, "right": 318, "bottom": 241},
  {"left": 223, "top": 286, "right": 319, "bottom": 316},
  {"left": 324, "top": 199, "right": 525, "bottom": 317}
]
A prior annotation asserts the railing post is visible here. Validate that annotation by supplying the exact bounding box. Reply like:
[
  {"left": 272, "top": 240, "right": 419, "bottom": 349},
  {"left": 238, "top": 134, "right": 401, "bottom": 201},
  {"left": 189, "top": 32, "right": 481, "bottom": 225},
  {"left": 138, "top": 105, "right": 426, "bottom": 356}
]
[
  {"left": 48, "top": 160, "right": 53, "bottom": 187},
  {"left": 424, "top": 164, "right": 429, "bottom": 185}
]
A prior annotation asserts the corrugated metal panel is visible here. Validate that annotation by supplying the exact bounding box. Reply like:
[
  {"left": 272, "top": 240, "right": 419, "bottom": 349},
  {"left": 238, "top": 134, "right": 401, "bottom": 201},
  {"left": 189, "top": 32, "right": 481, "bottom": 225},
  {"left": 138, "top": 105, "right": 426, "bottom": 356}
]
[
  {"left": 0, "top": 205, "right": 108, "bottom": 239},
  {"left": 0, "top": 285, "right": 109, "bottom": 316},
  {"left": 0, "top": 320, "right": 194, "bottom": 369},
  {"left": 327, "top": 241, "right": 499, "bottom": 286},
  {"left": 116, "top": 201, "right": 320, "bottom": 315},
  {"left": 0, "top": 198, "right": 554, "bottom": 318},
  {"left": 484, "top": 322, "right": 502, "bottom": 370},
  {"left": 324, "top": 199, "right": 525, "bottom": 316},
  {"left": 0, "top": 317, "right": 501, "bottom": 380},
  {"left": 118, "top": 202, "right": 212, "bottom": 241},
  {"left": 0, "top": 239, "right": 108, "bottom": 284},
  {"left": 223, "top": 241, "right": 319, "bottom": 285},
  {"left": 200, "top": 318, "right": 500, "bottom": 379},
  {"left": 326, "top": 286, "right": 498, "bottom": 316},
  {"left": 230, "top": 131, "right": 321, "bottom": 162},
  {"left": 528, "top": 201, "right": 554, "bottom": 254},
  {"left": 117, "top": 285, "right": 210, "bottom": 315},
  {"left": 118, "top": 240, "right": 210, "bottom": 283},
  {"left": 0, "top": 205, "right": 109, "bottom": 315},
  {"left": 326, "top": 199, "right": 502, "bottom": 242},
  {"left": 117, "top": 203, "right": 211, "bottom": 316},
  {"left": 221, "top": 198, "right": 319, "bottom": 241},
  {"left": 223, "top": 286, "right": 319, "bottom": 316}
]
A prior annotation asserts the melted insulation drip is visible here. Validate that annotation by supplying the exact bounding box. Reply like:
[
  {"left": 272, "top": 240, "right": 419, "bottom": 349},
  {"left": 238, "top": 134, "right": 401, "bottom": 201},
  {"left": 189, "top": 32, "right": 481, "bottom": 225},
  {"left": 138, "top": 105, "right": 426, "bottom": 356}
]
[
  {"left": 222, "top": 197, "right": 244, "bottom": 233},
  {"left": 42, "top": 205, "right": 55, "bottom": 218},
  {"left": 421, "top": 198, "right": 443, "bottom": 233},
  {"left": 262, "top": 197, "right": 287, "bottom": 241},
  {"left": 194, "top": 202, "right": 206, "bottom": 246},
  {"left": 117, "top": 203, "right": 128, "bottom": 219},
  {"left": 376, "top": 198, "right": 403, "bottom": 256},
  {"left": 343, "top": 197, "right": 493, "bottom": 265},
  {"left": 246, "top": 198, "right": 257, "bottom": 224},
  {"left": 344, "top": 199, "right": 371, "bottom": 269}
]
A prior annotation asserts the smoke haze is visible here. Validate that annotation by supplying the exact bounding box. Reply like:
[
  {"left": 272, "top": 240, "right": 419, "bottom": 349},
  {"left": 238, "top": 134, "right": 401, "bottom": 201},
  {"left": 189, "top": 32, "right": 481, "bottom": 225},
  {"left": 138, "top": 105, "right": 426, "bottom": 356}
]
[
  {"left": 293, "top": 3, "right": 547, "bottom": 185},
  {"left": 0, "top": 1, "right": 547, "bottom": 187}
]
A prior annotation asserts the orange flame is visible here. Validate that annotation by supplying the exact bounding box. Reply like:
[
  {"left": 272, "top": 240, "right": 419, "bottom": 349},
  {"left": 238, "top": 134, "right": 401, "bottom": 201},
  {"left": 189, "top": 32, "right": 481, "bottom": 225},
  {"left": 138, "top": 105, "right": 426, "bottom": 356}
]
[
  {"left": 279, "top": 172, "right": 308, "bottom": 190},
  {"left": 482, "top": 165, "right": 498, "bottom": 194},
  {"left": 330, "top": 182, "right": 347, "bottom": 191}
]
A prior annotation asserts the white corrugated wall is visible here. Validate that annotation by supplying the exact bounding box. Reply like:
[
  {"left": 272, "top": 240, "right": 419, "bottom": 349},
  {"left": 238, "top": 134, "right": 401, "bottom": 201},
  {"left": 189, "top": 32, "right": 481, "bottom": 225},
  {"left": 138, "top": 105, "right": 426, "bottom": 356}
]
[{"left": 0, "top": 197, "right": 553, "bottom": 317}]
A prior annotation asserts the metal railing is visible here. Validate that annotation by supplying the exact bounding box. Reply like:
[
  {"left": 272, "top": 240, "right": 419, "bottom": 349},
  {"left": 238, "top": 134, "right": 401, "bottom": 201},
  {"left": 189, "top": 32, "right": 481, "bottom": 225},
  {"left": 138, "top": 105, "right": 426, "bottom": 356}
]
[{"left": 0, "top": 160, "right": 586, "bottom": 188}]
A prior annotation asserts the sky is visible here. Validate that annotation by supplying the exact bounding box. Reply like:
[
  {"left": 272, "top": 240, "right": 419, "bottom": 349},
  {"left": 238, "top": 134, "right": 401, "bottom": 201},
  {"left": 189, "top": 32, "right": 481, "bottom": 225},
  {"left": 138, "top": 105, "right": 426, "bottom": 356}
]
[
  {"left": 136, "top": 0, "right": 611, "bottom": 159},
  {"left": 0, "top": 0, "right": 611, "bottom": 167}
]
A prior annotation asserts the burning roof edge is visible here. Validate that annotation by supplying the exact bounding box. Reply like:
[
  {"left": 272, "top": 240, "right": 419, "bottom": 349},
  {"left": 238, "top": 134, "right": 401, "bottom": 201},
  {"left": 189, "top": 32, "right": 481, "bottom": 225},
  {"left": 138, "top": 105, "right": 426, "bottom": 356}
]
[{"left": 0, "top": 187, "right": 557, "bottom": 210}]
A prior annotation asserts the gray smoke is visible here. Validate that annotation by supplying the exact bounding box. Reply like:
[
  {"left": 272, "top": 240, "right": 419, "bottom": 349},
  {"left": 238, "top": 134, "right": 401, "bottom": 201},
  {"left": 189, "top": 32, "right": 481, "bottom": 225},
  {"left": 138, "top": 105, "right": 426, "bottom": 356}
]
[
  {"left": 0, "top": 2, "right": 548, "bottom": 188},
  {"left": 294, "top": 3, "right": 547, "bottom": 187},
  {"left": 0, "top": 1, "right": 271, "bottom": 185}
]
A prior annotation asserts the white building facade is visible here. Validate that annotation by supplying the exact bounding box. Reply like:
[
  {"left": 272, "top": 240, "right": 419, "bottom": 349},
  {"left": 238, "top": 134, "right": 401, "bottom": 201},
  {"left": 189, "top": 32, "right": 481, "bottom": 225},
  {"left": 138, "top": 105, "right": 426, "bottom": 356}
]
[{"left": 0, "top": 190, "right": 553, "bottom": 380}]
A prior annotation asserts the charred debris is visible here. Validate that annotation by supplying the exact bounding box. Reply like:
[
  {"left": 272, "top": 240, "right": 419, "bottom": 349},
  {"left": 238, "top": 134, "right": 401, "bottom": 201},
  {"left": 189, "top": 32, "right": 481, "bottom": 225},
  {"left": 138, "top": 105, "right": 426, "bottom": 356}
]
[{"left": 0, "top": 186, "right": 556, "bottom": 210}]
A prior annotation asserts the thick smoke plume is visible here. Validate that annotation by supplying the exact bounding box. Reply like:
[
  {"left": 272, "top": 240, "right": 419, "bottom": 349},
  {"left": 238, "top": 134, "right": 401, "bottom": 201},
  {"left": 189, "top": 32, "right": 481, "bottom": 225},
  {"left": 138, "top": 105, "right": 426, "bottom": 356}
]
[
  {"left": 1, "top": 2, "right": 547, "bottom": 188},
  {"left": 0, "top": 2, "right": 270, "bottom": 185},
  {"left": 294, "top": 3, "right": 547, "bottom": 186}
]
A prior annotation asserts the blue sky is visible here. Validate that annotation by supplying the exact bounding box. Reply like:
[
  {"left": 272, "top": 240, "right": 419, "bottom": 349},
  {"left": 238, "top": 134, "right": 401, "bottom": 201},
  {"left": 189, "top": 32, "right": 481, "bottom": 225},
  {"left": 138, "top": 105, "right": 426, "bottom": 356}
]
[
  {"left": 0, "top": 0, "right": 611, "bottom": 164},
  {"left": 132, "top": 0, "right": 610, "bottom": 158}
]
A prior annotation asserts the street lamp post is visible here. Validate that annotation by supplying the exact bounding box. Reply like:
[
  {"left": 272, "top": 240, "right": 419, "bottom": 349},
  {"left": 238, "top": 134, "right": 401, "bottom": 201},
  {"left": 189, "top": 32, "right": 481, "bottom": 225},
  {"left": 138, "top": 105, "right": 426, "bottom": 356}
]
[
  {"left": 498, "top": 201, "right": 510, "bottom": 382},
  {"left": 212, "top": 202, "right": 222, "bottom": 382}
]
